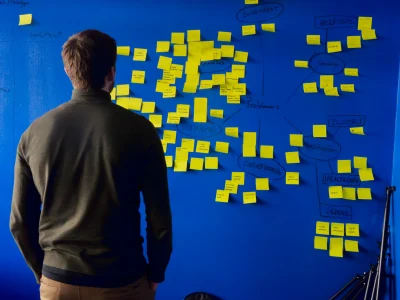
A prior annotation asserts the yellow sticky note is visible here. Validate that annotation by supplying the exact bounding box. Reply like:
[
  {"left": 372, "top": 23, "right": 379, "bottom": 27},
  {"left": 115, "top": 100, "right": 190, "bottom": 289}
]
[
  {"left": 218, "top": 31, "right": 232, "bottom": 42},
  {"left": 357, "top": 188, "right": 372, "bottom": 200},
  {"left": 314, "top": 236, "right": 328, "bottom": 250},
  {"left": 165, "top": 156, "right": 173, "bottom": 168},
  {"left": 187, "top": 30, "right": 201, "bottom": 42},
  {"left": 245, "top": 0, "right": 258, "bottom": 3},
  {"left": 116, "top": 84, "right": 130, "bottom": 96},
  {"left": 256, "top": 178, "right": 269, "bottom": 191},
  {"left": 163, "top": 86, "right": 177, "bottom": 98},
  {"left": 347, "top": 36, "right": 362, "bottom": 48},
  {"left": 141, "top": 102, "right": 155, "bottom": 113},
  {"left": 167, "top": 112, "right": 181, "bottom": 124},
  {"left": 116, "top": 97, "right": 142, "bottom": 111},
  {"left": 181, "top": 138, "right": 195, "bottom": 152},
  {"left": 234, "top": 51, "right": 248, "bottom": 63},
  {"left": 329, "top": 186, "right": 343, "bottom": 199},
  {"left": 205, "top": 157, "right": 218, "bottom": 170},
  {"left": 210, "top": 109, "right": 224, "bottom": 119},
  {"left": 294, "top": 60, "right": 309, "bottom": 68},
  {"left": 243, "top": 144, "right": 256, "bottom": 157},
  {"left": 243, "top": 191, "right": 257, "bottom": 204},
  {"left": 220, "top": 84, "right": 233, "bottom": 97},
  {"left": 327, "top": 41, "right": 342, "bottom": 53},
  {"left": 200, "top": 80, "right": 213, "bottom": 90},
  {"left": 190, "top": 157, "right": 204, "bottom": 171},
  {"left": 313, "top": 125, "right": 327, "bottom": 138},
  {"left": 303, "top": 82, "right": 318, "bottom": 93},
  {"left": 290, "top": 134, "right": 303, "bottom": 147},
  {"left": 133, "top": 48, "right": 147, "bottom": 61},
  {"left": 307, "top": 35, "right": 321, "bottom": 45},
  {"left": 232, "top": 65, "right": 246, "bottom": 79},
  {"left": 286, "top": 172, "right": 299, "bottom": 185},
  {"left": 163, "top": 130, "right": 177, "bottom": 144},
  {"left": 221, "top": 45, "right": 235, "bottom": 58},
  {"left": 216, "top": 190, "right": 229, "bottom": 203},
  {"left": 19, "top": 14, "right": 32, "bottom": 26},
  {"left": 175, "top": 147, "right": 189, "bottom": 161},
  {"left": 215, "top": 141, "right": 229, "bottom": 154},
  {"left": 213, "top": 48, "right": 222, "bottom": 60},
  {"left": 331, "top": 223, "right": 345, "bottom": 237},
  {"left": 174, "top": 160, "right": 187, "bottom": 172},
  {"left": 329, "top": 238, "right": 344, "bottom": 258},
  {"left": 343, "top": 187, "right": 356, "bottom": 200},
  {"left": 196, "top": 140, "right": 210, "bottom": 154},
  {"left": 354, "top": 156, "right": 367, "bottom": 169},
  {"left": 185, "top": 61, "right": 198, "bottom": 75},
  {"left": 337, "top": 160, "right": 351, "bottom": 174},
  {"left": 183, "top": 83, "right": 198, "bottom": 94},
  {"left": 359, "top": 168, "right": 374, "bottom": 181},
  {"left": 260, "top": 145, "right": 273, "bottom": 159},
  {"left": 345, "top": 240, "right": 359, "bottom": 252},
  {"left": 131, "top": 70, "right": 145, "bottom": 84},
  {"left": 286, "top": 152, "right": 300, "bottom": 164},
  {"left": 162, "top": 71, "right": 176, "bottom": 84},
  {"left": 232, "top": 172, "right": 245, "bottom": 185},
  {"left": 358, "top": 16, "right": 372, "bottom": 30},
  {"left": 226, "top": 72, "right": 239, "bottom": 84},
  {"left": 171, "top": 32, "right": 185, "bottom": 45},
  {"left": 320, "top": 75, "right": 334, "bottom": 89},
  {"left": 117, "top": 46, "right": 130, "bottom": 56},
  {"left": 157, "top": 56, "right": 172, "bottom": 71},
  {"left": 110, "top": 88, "right": 116, "bottom": 100},
  {"left": 201, "top": 48, "right": 215, "bottom": 62},
  {"left": 350, "top": 127, "right": 365, "bottom": 135},
  {"left": 225, "top": 180, "right": 238, "bottom": 194},
  {"left": 226, "top": 127, "right": 239, "bottom": 138},
  {"left": 344, "top": 68, "right": 359, "bottom": 76},
  {"left": 149, "top": 114, "right": 162, "bottom": 128},
  {"left": 155, "top": 80, "right": 170, "bottom": 93},
  {"left": 232, "top": 83, "right": 246, "bottom": 96},
  {"left": 242, "top": 25, "right": 256, "bottom": 36},
  {"left": 243, "top": 132, "right": 257, "bottom": 145},
  {"left": 316, "top": 221, "right": 330, "bottom": 235},
  {"left": 194, "top": 97, "right": 207, "bottom": 123},
  {"left": 227, "top": 95, "right": 240, "bottom": 104},
  {"left": 170, "top": 64, "right": 184, "bottom": 78},
  {"left": 212, "top": 74, "right": 226, "bottom": 85},
  {"left": 261, "top": 23, "right": 275, "bottom": 32},
  {"left": 361, "top": 29, "right": 377, "bottom": 40},
  {"left": 177, "top": 104, "right": 190, "bottom": 118},
  {"left": 346, "top": 224, "right": 360, "bottom": 237},
  {"left": 324, "top": 87, "right": 339, "bottom": 96},
  {"left": 340, "top": 84, "right": 355, "bottom": 92},
  {"left": 174, "top": 45, "right": 187, "bottom": 57},
  {"left": 156, "top": 41, "right": 170, "bottom": 53}
]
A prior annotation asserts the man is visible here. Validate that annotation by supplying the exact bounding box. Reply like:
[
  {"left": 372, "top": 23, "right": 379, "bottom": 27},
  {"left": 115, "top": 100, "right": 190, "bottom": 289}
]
[{"left": 10, "top": 29, "right": 172, "bottom": 300}]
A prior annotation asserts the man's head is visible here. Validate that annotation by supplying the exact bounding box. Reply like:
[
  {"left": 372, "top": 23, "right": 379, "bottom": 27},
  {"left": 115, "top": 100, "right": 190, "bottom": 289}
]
[{"left": 62, "top": 30, "right": 117, "bottom": 92}]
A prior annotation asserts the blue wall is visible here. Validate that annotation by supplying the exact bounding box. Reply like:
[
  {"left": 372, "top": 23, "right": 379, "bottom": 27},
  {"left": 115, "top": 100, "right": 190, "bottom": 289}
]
[{"left": 1, "top": 1, "right": 400, "bottom": 299}]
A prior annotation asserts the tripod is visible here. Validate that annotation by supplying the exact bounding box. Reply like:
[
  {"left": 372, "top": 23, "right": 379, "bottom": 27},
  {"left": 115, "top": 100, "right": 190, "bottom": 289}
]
[{"left": 330, "top": 186, "right": 396, "bottom": 300}]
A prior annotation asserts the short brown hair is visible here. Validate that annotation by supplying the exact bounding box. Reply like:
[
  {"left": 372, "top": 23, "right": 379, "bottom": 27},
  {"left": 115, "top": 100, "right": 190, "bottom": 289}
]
[{"left": 62, "top": 30, "right": 116, "bottom": 90}]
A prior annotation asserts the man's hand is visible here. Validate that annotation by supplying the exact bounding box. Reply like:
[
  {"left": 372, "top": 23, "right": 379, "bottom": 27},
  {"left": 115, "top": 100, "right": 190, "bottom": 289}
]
[{"left": 149, "top": 281, "right": 158, "bottom": 292}]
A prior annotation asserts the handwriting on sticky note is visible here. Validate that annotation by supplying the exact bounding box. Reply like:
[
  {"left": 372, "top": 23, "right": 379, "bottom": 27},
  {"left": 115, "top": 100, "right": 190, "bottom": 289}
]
[
  {"left": 200, "top": 80, "right": 213, "bottom": 90},
  {"left": 358, "top": 16, "right": 372, "bottom": 30},
  {"left": 215, "top": 141, "right": 229, "bottom": 154},
  {"left": 314, "top": 236, "right": 328, "bottom": 250},
  {"left": 232, "top": 172, "right": 245, "bottom": 185},
  {"left": 347, "top": 36, "right": 361, "bottom": 48},
  {"left": 141, "top": 102, "right": 155, "bottom": 114},
  {"left": 157, "top": 56, "right": 172, "bottom": 70},
  {"left": 133, "top": 48, "right": 147, "bottom": 61},
  {"left": 116, "top": 84, "right": 130, "bottom": 96},
  {"left": 225, "top": 180, "right": 238, "bottom": 194},
  {"left": 329, "top": 186, "right": 343, "bottom": 199},
  {"left": 232, "top": 65, "right": 245, "bottom": 78},
  {"left": 359, "top": 168, "right": 374, "bottom": 181},
  {"left": 343, "top": 187, "right": 356, "bottom": 200},
  {"left": 170, "top": 64, "right": 183, "bottom": 78},
  {"left": 324, "top": 87, "right": 339, "bottom": 96},
  {"left": 162, "top": 71, "right": 176, "bottom": 84},
  {"left": 194, "top": 97, "right": 207, "bottom": 123},
  {"left": 303, "top": 82, "right": 318, "bottom": 93},
  {"left": 242, "top": 25, "right": 256, "bottom": 36},
  {"left": 330, "top": 238, "right": 344, "bottom": 258},
  {"left": 286, "top": 172, "right": 299, "bottom": 185},
  {"left": 167, "top": 112, "right": 180, "bottom": 124},
  {"left": 218, "top": 31, "right": 232, "bottom": 42},
  {"left": 19, "top": 14, "right": 32, "bottom": 26},
  {"left": 290, "top": 134, "right": 303, "bottom": 147},
  {"left": 177, "top": 104, "right": 190, "bottom": 118},
  {"left": 205, "top": 157, "right": 218, "bottom": 170},
  {"left": 313, "top": 125, "right": 327, "bottom": 138},
  {"left": 131, "top": 70, "right": 145, "bottom": 84},
  {"left": 175, "top": 147, "right": 189, "bottom": 161},
  {"left": 350, "top": 127, "right": 365, "bottom": 135},
  {"left": 234, "top": 51, "right": 248, "bottom": 63},
  {"left": 174, "top": 160, "right": 187, "bottom": 172},
  {"left": 260, "top": 145, "right": 273, "bottom": 158},
  {"left": 165, "top": 156, "right": 173, "bottom": 168},
  {"left": 320, "top": 75, "right": 334, "bottom": 89},
  {"left": 181, "top": 138, "right": 195, "bottom": 152},
  {"left": 307, "top": 35, "right": 321, "bottom": 45},
  {"left": 156, "top": 80, "right": 170, "bottom": 93},
  {"left": 196, "top": 140, "right": 210, "bottom": 154},
  {"left": 117, "top": 46, "right": 130, "bottom": 56},
  {"left": 344, "top": 68, "right": 359, "bottom": 76},
  {"left": 163, "top": 86, "right": 177, "bottom": 98},
  {"left": 243, "top": 191, "right": 257, "bottom": 204},
  {"left": 243, "top": 144, "right": 256, "bottom": 157},
  {"left": 216, "top": 190, "right": 229, "bottom": 203},
  {"left": 190, "top": 157, "right": 204, "bottom": 171},
  {"left": 357, "top": 188, "right": 372, "bottom": 200},
  {"left": 149, "top": 114, "right": 162, "bottom": 128},
  {"left": 286, "top": 151, "right": 300, "bottom": 164},
  {"left": 156, "top": 41, "right": 170, "bottom": 53},
  {"left": 340, "top": 84, "right": 355, "bottom": 92},
  {"left": 316, "top": 221, "right": 330, "bottom": 235},
  {"left": 354, "top": 156, "right": 367, "bottom": 169},
  {"left": 294, "top": 60, "right": 308, "bottom": 68},
  {"left": 261, "top": 23, "right": 275, "bottom": 32},
  {"left": 361, "top": 29, "right": 377, "bottom": 40},
  {"left": 256, "top": 178, "right": 269, "bottom": 191},
  {"left": 345, "top": 240, "right": 359, "bottom": 252},
  {"left": 227, "top": 95, "right": 241, "bottom": 104},
  {"left": 226, "top": 127, "right": 239, "bottom": 138},
  {"left": 221, "top": 45, "right": 235, "bottom": 58},
  {"left": 338, "top": 160, "right": 351, "bottom": 173},
  {"left": 331, "top": 223, "right": 345, "bottom": 236},
  {"left": 327, "top": 41, "right": 342, "bottom": 53},
  {"left": 163, "top": 130, "right": 177, "bottom": 144},
  {"left": 346, "top": 224, "right": 360, "bottom": 237},
  {"left": 171, "top": 32, "right": 185, "bottom": 44}
]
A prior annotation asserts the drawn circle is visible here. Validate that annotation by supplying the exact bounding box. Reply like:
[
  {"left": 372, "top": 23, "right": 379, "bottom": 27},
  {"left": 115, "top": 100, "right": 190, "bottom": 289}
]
[
  {"left": 309, "top": 53, "right": 345, "bottom": 75},
  {"left": 298, "top": 136, "right": 341, "bottom": 161},
  {"left": 237, "top": 156, "right": 286, "bottom": 180}
]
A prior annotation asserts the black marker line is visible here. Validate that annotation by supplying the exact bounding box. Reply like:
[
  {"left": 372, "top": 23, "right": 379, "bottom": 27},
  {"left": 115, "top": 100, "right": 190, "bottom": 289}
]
[
  {"left": 328, "top": 161, "right": 334, "bottom": 174},
  {"left": 257, "top": 118, "right": 261, "bottom": 151},
  {"left": 324, "top": 29, "right": 328, "bottom": 53},
  {"left": 284, "top": 116, "right": 303, "bottom": 134},
  {"left": 285, "top": 71, "right": 314, "bottom": 103},
  {"left": 223, "top": 108, "right": 242, "bottom": 124},
  {"left": 259, "top": 33, "right": 265, "bottom": 96},
  {"left": 332, "top": 127, "right": 341, "bottom": 137},
  {"left": 315, "top": 161, "right": 322, "bottom": 205}
]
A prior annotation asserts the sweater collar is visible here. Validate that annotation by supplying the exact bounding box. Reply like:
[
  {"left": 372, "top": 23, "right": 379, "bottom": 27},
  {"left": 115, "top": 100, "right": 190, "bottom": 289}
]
[{"left": 71, "top": 89, "right": 112, "bottom": 102}]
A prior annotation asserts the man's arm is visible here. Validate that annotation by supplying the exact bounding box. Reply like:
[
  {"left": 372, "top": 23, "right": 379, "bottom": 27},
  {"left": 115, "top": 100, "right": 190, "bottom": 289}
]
[
  {"left": 140, "top": 124, "right": 172, "bottom": 284},
  {"left": 10, "top": 144, "right": 44, "bottom": 284}
]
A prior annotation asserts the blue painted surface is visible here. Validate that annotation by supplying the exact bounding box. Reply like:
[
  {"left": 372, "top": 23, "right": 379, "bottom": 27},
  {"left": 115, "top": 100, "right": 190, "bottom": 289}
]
[{"left": 0, "top": 1, "right": 399, "bottom": 299}]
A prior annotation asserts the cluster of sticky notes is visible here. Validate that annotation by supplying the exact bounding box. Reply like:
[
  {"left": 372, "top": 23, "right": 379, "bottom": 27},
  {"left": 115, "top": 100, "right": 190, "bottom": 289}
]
[
  {"left": 328, "top": 186, "right": 372, "bottom": 200},
  {"left": 216, "top": 172, "right": 246, "bottom": 204},
  {"left": 358, "top": 16, "right": 377, "bottom": 40},
  {"left": 242, "top": 23, "right": 276, "bottom": 35}
]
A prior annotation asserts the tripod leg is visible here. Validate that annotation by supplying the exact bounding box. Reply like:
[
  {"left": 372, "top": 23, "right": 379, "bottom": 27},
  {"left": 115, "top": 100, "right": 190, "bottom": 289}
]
[
  {"left": 363, "top": 268, "right": 373, "bottom": 300},
  {"left": 371, "top": 262, "right": 379, "bottom": 299}
]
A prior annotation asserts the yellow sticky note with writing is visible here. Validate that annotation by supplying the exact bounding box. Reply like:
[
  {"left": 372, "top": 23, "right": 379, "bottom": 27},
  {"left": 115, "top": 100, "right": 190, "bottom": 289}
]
[
  {"left": 110, "top": 88, "right": 116, "bottom": 100},
  {"left": 181, "top": 138, "right": 195, "bottom": 152},
  {"left": 141, "top": 102, "right": 155, "bottom": 113},
  {"left": 327, "top": 41, "right": 342, "bottom": 53},
  {"left": 167, "top": 112, "right": 180, "bottom": 124},
  {"left": 260, "top": 145, "right": 274, "bottom": 158},
  {"left": 285, "top": 152, "right": 300, "bottom": 164},
  {"left": 340, "top": 84, "right": 355, "bottom": 92},
  {"left": 307, "top": 35, "right": 321, "bottom": 45},
  {"left": 149, "top": 114, "right": 162, "bottom": 128},
  {"left": 350, "top": 127, "right": 365, "bottom": 135},
  {"left": 163, "top": 130, "right": 176, "bottom": 144},
  {"left": 221, "top": 45, "right": 235, "bottom": 58},
  {"left": 295, "top": 60, "right": 309, "bottom": 68},
  {"left": 194, "top": 97, "right": 207, "bottom": 123},
  {"left": 131, "top": 70, "right": 145, "bottom": 84},
  {"left": 347, "top": 36, "right": 361, "bottom": 48},
  {"left": 324, "top": 87, "right": 339, "bottom": 96},
  {"left": 303, "top": 82, "right": 318, "bottom": 93},
  {"left": 170, "top": 64, "right": 183, "bottom": 78},
  {"left": 174, "top": 160, "right": 187, "bottom": 172},
  {"left": 190, "top": 157, "right": 204, "bottom": 171},
  {"left": 344, "top": 68, "right": 359, "bottom": 76},
  {"left": 243, "top": 132, "right": 257, "bottom": 145},
  {"left": 196, "top": 140, "right": 210, "bottom": 154},
  {"left": 354, "top": 156, "right": 367, "bottom": 169},
  {"left": 165, "top": 156, "right": 173, "bottom": 168},
  {"left": 329, "top": 238, "right": 344, "bottom": 258},
  {"left": 286, "top": 172, "right": 299, "bottom": 185},
  {"left": 216, "top": 190, "right": 229, "bottom": 203},
  {"left": 19, "top": 14, "right": 32, "bottom": 25},
  {"left": 232, "top": 83, "right": 246, "bottom": 95},
  {"left": 343, "top": 187, "right": 356, "bottom": 200},
  {"left": 313, "top": 125, "right": 327, "bottom": 138},
  {"left": 187, "top": 30, "right": 201, "bottom": 42},
  {"left": 331, "top": 223, "right": 345, "bottom": 236},
  {"left": 177, "top": 104, "right": 190, "bottom": 118},
  {"left": 232, "top": 65, "right": 246, "bottom": 78},
  {"left": 357, "top": 188, "right": 372, "bottom": 200},
  {"left": 226, "top": 127, "right": 239, "bottom": 138},
  {"left": 314, "top": 236, "right": 328, "bottom": 250},
  {"left": 316, "top": 221, "right": 330, "bottom": 235},
  {"left": 200, "top": 80, "right": 213, "bottom": 90},
  {"left": 218, "top": 31, "right": 232, "bottom": 42},
  {"left": 225, "top": 180, "right": 238, "bottom": 194},
  {"left": 162, "top": 71, "right": 176, "bottom": 84},
  {"left": 358, "top": 16, "right": 372, "bottom": 30},
  {"left": 116, "top": 84, "right": 130, "bottom": 96},
  {"left": 329, "top": 186, "right": 343, "bottom": 199},
  {"left": 117, "top": 46, "right": 130, "bottom": 56},
  {"left": 361, "top": 29, "right": 377, "bottom": 40},
  {"left": 175, "top": 147, "right": 189, "bottom": 161},
  {"left": 243, "top": 191, "right": 257, "bottom": 204},
  {"left": 174, "top": 45, "right": 187, "bottom": 57},
  {"left": 345, "top": 240, "right": 359, "bottom": 252},
  {"left": 155, "top": 80, "right": 170, "bottom": 93},
  {"left": 171, "top": 32, "right": 185, "bottom": 45},
  {"left": 346, "top": 224, "right": 360, "bottom": 237},
  {"left": 133, "top": 48, "right": 147, "bottom": 61},
  {"left": 337, "top": 160, "right": 351, "bottom": 174},
  {"left": 157, "top": 56, "right": 172, "bottom": 71},
  {"left": 205, "top": 157, "right": 218, "bottom": 170},
  {"left": 243, "top": 144, "right": 256, "bottom": 157},
  {"left": 234, "top": 51, "right": 248, "bottom": 63},
  {"left": 242, "top": 25, "right": 256, "bottom": 36},
  {"left": 156, "top": 41, "right": 170, "bottom": 53},
  {"left": 290, "top": 134, "right": 303, "bottom": 147},
  {"left": 210, "top": 109, "right": 223, "bottom": 119},
  {"left": 256, "top": 178, "right": 269, "bottom": 191},
  {"left": 215, "top": 141, "right": 229, "bottom": 154},
  {"left": 261, "top": 23, "right": 275, "bottom": 32},
  {"left": 232, "top": 172, "right": 245, "bottom": 185},
  {"left": 213, "top": 48, "right": 222, "bottom": 60},
  {"left": 116, "top": 97, "right": 142, "bottom": 110},
  {"left": 320, "top": 75, "right": 334, "bottom": 89},
  {"left": 163, "top": 86, "right": 177, "bottom": 99},
  {"left": 359, "top": 168, "right": 374, "bottom": 181}
]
